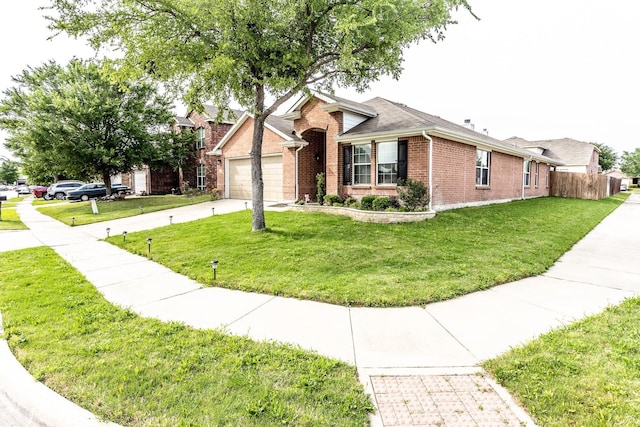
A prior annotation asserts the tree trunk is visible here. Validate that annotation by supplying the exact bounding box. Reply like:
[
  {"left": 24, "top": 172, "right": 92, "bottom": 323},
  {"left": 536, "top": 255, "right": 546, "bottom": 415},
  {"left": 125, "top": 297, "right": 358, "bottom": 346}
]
[
  {"left": 251, "top": 86, "right": 267, "bottom": 231},
  {"left": 102, "top": 171, "right": 112, "bottom": 196}
]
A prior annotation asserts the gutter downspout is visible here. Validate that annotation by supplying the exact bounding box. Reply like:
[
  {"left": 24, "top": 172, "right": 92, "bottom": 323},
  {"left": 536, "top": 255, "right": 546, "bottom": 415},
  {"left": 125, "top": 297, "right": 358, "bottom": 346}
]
[
  {"left": 422, "top": 131, "right": 433, "bottom": 211},
  {"left": 295, "top": 144, "right": 305, "bottom": 201}
]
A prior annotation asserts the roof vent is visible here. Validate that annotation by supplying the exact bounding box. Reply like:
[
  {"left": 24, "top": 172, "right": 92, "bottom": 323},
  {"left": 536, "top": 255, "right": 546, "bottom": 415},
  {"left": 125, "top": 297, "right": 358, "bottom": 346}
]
[{"left": 463, "top": 119, "right": 475, "bottom": 131}]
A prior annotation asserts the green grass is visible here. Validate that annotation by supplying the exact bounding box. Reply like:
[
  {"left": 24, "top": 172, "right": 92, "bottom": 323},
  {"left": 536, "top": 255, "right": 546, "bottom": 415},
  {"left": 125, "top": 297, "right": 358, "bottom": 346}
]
[
  {"left": 0, "top": 207, "right": 27, "bottom": 230},
  {"left": 109, "top": 195, "right": 627, "bottom": 307},
  {"left": 484, "top": 297, "right": 640, "bottom": 426},
  {"left": 38, "top": 194, "right": 213, "bottom": 225},
  {"left": 0, "top": 247, "right": 373, "bottom": 426}
]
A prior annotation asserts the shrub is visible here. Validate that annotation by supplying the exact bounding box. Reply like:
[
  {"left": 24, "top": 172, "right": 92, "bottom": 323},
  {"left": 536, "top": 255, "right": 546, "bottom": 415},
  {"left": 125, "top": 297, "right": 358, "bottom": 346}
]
[
  {"left": 323, "top": 194, "right": 342, "bottom": 206},
  {"left": 388, "top": 196, "right": 401, "bottom": 209},
  {"left": 372, "top": 196, "right": 391, "bottom": 211},
  {"left": 397, "top": 178, "right": 430, "bottom": 211},
  {"left": 360, "top": 195, "right": 377, "bottom": 210},
  {"left": 316, "top": 172, "right": 325, "bottom": 205},
  {"left": 209, "top": 188, "right": 221, "bottom": 201},
  {"left": 344, "top": 196, "right": 358, "bottom": 208}
]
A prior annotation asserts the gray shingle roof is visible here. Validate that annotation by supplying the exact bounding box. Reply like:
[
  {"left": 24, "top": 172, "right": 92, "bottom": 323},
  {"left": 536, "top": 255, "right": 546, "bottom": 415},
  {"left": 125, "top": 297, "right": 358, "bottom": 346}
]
[
  {"left": 511, "top": 137, "right": 596, "bottom": 166},
  {"left": 201, "top": 105, "right": 243, "bottom": 124},
  {"left": 266, "top": 115, "right": 303, "bottom": 142},
  {"left": 173, "top": 116, "right": 195, "bottom": 127},
  {"left": 340, "top": 97, "right": 560, "bottom": 164}
]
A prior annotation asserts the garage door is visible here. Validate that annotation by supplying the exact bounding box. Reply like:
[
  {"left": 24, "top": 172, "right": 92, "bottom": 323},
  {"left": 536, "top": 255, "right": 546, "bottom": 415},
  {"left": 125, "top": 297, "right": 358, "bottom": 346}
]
[{"left": 228, "top": 156, "right": 283, "bottom": 201}]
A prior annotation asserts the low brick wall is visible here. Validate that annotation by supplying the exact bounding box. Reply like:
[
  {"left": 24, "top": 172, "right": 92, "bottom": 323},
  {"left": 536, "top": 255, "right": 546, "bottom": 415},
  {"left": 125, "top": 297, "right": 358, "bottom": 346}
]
[{"left": 287, "top": 204, "right": 436, "bottom": 223}]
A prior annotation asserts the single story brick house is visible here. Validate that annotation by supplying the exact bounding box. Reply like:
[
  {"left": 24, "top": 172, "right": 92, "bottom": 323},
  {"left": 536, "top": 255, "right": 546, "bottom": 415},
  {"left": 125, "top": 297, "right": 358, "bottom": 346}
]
[
  {"left": 207, "top": 92, "right": 562, "bottom": 211},
  {"left": 505, "top": 136, "right": 600, "bottom": 175}
]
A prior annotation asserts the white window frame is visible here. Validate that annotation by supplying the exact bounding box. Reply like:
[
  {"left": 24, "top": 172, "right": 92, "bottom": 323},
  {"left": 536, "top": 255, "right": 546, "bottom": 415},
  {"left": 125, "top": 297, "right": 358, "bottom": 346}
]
[
  {"left": 476, "top": 149, "right": 491, "bottom": 186},
  {"left": 523, "top": 160, "right": 531, "bottom": 187},
  {"left": 196, "top": 127, "right": 206, "bottom": 149},
  {"left": 377, "top": 141, "right": 398, "bottom": 185},
  {"left": 534, "top": 162, "right": 540, "bottom": 187},
  {"left": 353, "top": 143, "right": 371, "bottom": 185},
  {"left": 196, "top": 163, "right": 206, "bottom": 191}
]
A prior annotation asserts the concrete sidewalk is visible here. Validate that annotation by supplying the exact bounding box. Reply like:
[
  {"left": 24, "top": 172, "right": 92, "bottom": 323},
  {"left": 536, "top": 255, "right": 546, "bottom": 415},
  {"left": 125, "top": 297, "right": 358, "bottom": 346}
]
[{"left": 2, "top": 195, "right": 640, "bottom": 426}]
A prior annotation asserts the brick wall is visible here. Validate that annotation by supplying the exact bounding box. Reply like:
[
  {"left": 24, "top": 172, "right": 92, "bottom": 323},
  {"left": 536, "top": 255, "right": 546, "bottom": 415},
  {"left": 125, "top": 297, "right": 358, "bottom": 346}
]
[{"left": 149, "top": 165, "right": 179, "bottom": 195}]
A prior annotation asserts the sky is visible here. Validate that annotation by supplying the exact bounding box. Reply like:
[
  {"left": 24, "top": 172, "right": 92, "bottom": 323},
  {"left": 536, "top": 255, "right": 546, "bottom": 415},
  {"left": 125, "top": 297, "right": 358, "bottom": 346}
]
[{"left": 2, "top": 1, "right": 640, "bottom": 162}]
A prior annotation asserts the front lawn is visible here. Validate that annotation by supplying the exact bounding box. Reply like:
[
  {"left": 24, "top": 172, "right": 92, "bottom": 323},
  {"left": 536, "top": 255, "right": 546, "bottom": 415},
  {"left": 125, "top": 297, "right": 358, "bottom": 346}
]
[
  {"left": 0, "top": 207, "right": 27, "bottom": 230},
  {"left": 0, "top": 247, "right": 373, "bottom": 426},
  {"left": 38, "top": 194, "right": 212, "bottom": 225},
  {"left": 110, "top": 195, "right": 627, "bottom": 307},
  {"left": 484, "top": 297, "right": 640, "bottom": 426}
]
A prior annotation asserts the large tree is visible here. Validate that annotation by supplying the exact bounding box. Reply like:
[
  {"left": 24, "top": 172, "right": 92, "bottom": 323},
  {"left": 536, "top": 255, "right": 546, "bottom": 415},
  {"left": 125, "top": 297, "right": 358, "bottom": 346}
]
[
  {"left": 621, "top": 148, "right": 640, "bottom": 177},
  {"left": 593, "top": 142, "right": 618, "bottom": 172},
  {"left": 0, "top": 160, "right": 20, "bottom": 184},
  {"left": 0, "top": 60, "right": 175, "bottom": 193},
  {"left": 50, "top": 0, "right": 473, "bottom": 230}
]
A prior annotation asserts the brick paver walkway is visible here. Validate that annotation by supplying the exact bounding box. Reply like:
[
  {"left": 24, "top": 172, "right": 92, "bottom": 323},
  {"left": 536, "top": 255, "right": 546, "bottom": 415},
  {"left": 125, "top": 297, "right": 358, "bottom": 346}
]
[{"left": 371, "top": 374, "right": 529, "bottom": 426}]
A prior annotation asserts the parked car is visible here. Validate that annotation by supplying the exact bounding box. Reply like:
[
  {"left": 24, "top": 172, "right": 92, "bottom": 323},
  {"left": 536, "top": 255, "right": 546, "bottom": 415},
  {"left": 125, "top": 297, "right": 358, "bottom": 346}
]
[
  {"left": 32, "top": 186, "right": 49, "bottom": 198},
  {"left": 46, "top": 180, "right": 84, "bottom": 200},
  {"left": 67, "top": 183, "right": 131, "bottom": 201},
  {"left": 621, "top": 183, "right": 628, "bottom": 191},
  {"left": 16, "top": 184, "right": 31, "bottom": 195},
  {"left": 0, "top": 184, "right": 7, "bottom": 191}
]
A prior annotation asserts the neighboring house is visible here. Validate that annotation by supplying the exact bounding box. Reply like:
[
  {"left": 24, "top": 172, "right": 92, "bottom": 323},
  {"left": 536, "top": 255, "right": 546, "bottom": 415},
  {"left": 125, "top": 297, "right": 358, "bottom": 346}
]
[
  {"left": 208, "top": 92, "right": 563, "bottom": 211},
  {"left": 605, "top": 169, "right": 631, "bottom": 188},
  {"left": 506, "top": 137, "right": 600, "bottom": 175},
  {"left": 122, "top": 105, "right": 241, "bottom": 195}
]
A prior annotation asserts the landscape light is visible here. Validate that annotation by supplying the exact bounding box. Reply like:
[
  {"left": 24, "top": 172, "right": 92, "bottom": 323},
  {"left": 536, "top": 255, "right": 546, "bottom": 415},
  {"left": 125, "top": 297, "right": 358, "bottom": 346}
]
[
  {"left": 139, "top": 206, "right": 143, "bottom": 213},
  {"left": 244, "top": 201, "right": 248, "bottom": 210},
  {"left": 211, "top": 207, "right": 215, "bottom": 216},
  {"left": 122, "top": 231, "right": 127, "bottom": 242},
  {"left": 71, "top": 217, "right": 75, "bottom": 226},
  {"left": 147, "top": 237, "right": 152, "bottom": 253},
  {"left": 211, "top": 260, "right": 219, "bottom": 280},
  {"left": 169, "top": 215, "right": 173, "bottom": 225},
  {"left": 106, "top": 227, "right": 110, "bottom": 238}
]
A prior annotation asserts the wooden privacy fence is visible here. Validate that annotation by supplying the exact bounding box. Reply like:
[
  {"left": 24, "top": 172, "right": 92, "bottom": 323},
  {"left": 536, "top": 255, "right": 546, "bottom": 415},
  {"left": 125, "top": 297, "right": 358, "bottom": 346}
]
[{"left": 549, "top": 171, "right": 620, "bottom": 200}]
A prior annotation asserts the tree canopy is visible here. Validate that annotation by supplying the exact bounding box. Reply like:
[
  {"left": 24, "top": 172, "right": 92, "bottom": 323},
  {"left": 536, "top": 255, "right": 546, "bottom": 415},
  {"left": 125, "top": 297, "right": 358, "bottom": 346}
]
[
  {"left": 0, "top": 60, "right": 175, "bottom": 191},
  {"left": 593, "top": 142, "right": 618, "bottom": 172},
  {"left": 50, "top": 0, "right": 473, "bottom": 229},
  {"left": 0, "top": 160, "right": 20, "bottom": 184},
  {"left": 621, "top": 148, "right": 640, "bottom": 177}
]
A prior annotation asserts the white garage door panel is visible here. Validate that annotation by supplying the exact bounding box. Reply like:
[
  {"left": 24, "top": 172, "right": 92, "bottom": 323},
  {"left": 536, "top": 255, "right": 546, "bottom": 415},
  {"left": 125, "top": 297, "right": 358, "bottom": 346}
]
[{"left": 229, "top": 156, "right": 283, "bottom": 201}]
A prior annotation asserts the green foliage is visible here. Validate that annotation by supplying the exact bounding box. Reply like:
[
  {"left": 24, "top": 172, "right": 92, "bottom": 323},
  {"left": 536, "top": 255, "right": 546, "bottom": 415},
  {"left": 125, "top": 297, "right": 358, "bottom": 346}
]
[
  {"left": 372, "top": 196, "right": 391, "bottom": 211},
  {"left": 397, "top": 178, "right": 430, "bottom": 211},
  {"left": 0, "top": 247, "right": 373, "bottom": 426},
  {"left": 344, "top": 196, "right": 358, "bottom": 208},
  {"left": 49, "top": 0, "right": 474, "bottom": 231},
  {"left": 0, "top": 60, "right": 174, "bottom": 188},
  {"left": 621, "top": 148, "right": 640, "bottom": 177},
  {"left": 360, "top": 195, "right": 376, "bottom": 210},
  {"left": 316, "top": 172, "right": 325, "bottom": 205},
  {"left": 150, "top": 127, "right": 196, "bottom": 173},
  {"left": 323, "top": 194, "right": 342, "bottom": 206},
  {"left": 0, "top": 160, "right": 20, "bottom": 183},
  {"left": 593, "top": 142, "right": 618, "bottom": 171}
]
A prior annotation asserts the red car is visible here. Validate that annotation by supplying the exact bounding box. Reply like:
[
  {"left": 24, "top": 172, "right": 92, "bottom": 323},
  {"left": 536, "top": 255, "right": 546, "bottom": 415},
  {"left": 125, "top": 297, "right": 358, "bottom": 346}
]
[{"left": 32, "top": 186, "right": 50, "bottom": 199}]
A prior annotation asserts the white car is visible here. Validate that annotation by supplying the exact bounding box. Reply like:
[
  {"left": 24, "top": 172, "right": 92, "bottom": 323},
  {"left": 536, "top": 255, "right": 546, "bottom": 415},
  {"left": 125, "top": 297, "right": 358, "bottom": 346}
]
[
  {"left": 46, "top": 180, "right": 84, "bottom": 200},
  {"left": 620, "top": 183, "right": 628, "bottom": 191}
]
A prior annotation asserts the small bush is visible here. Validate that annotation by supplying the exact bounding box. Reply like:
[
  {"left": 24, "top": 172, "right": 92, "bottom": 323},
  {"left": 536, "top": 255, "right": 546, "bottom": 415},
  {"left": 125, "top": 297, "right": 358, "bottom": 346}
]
[
  {"left": 360, "top": 195, "right": 376, "bottom": 210},
  {"left": 388, "top": 196, "right": 401, "bottom": 209},
  {"left": 209, "top": 188, "right": 221, "bottom": 201},
  {"left": 397, "top": 178, "right": 430, "bottom": 211},
  {"left": 316, "top": 172, "right": 326, "bottom": 205},
  {"left": 372, "top": 196, "right": 391, "bottom": 211},
  {"left": 323, "top": 194, "right": 343, "bottom": 206},
  {"left": 344, "top": 196, "right": 358, "bottom": 208}
]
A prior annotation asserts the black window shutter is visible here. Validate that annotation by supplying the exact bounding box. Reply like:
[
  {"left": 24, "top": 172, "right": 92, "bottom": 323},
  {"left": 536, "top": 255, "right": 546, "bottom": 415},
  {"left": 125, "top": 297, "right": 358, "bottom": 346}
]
[
  {"left": 397, "top": 140, "right": 408, "bottom": 181},
  {"left": 343, "top": 145, "right": 352, "bottom": 185}
]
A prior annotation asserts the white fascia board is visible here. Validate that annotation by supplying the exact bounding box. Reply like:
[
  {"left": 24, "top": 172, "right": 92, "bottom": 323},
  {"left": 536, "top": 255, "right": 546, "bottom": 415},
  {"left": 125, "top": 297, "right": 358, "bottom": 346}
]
[
  {"left": 335, "top": 128, "right": 429, "bottom": 144},
  {"left": 279, "top": 141, "right": 309, "bottom": 148}
]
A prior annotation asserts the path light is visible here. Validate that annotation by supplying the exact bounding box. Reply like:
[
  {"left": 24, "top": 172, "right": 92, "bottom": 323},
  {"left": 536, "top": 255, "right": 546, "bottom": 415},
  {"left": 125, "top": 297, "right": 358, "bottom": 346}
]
[
  {"left": 169, "top": 215, "right": 173, "bottom": 225},
  {"left": 211, "top": 207, "right": 215, "bottom": 216},
  {"left": 71, "top": 217, "right": 75, "bottom": 226},
  {"left": 139, "top": 206, "right": 144, "bottom": 214},
  {"left": 106, "top": 227, "right": 110, "bottom": 238},
  {"left": 244, "top": 201, "right": 248, "bottom": 210},
  {"left": 122, "top": 231, "right": 127, "bottom": 243},
  {"left": 211, "top": 260, "right": 218, "bottom": 280},
  {"left": 147, "top": 237, "right": 152, "bottom": 254}
]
